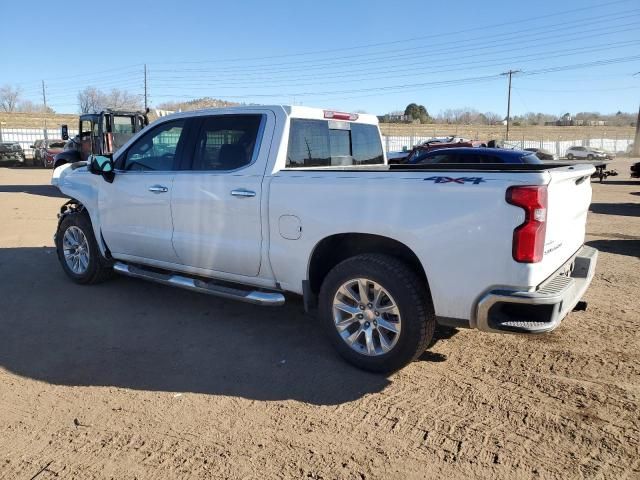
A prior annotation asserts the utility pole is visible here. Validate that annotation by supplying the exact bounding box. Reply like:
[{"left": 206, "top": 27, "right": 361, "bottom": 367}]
[
  {"left": 144, "top": 64, "right": 148, "bottom": 111},
  {"left": 633, "top": 72, "right": 640, "bottom": 157},
  {"left": 501, "top": 69, "right": 521, "bottom": 141},
  {"left": 42, "top": 80, "right": 48, "bottom": 139}
]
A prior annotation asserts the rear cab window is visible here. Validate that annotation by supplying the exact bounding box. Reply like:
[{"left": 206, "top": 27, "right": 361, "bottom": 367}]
[{"left": 286, "top": 119, "right": 383, "bottom": 168}]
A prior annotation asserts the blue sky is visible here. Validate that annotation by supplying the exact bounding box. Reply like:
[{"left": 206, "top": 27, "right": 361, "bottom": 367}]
[{"left": 1, "top": 0, "right": 639, "bottom": 116}]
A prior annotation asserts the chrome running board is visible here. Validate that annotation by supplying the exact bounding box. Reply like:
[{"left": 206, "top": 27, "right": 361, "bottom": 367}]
[{"left": 113, "top": 262, "right": 285, "bottom": 306}]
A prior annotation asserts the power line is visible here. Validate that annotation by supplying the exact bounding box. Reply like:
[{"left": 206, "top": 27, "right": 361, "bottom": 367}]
[
  {"left": 147, "top": 40, "right": 640, "bottom": 91},
  {"left": 150, "top": 16, "right": 640, "bottom": 77},
  {"left": 149, "top": 0, "right": 637, "bottom": 66}
]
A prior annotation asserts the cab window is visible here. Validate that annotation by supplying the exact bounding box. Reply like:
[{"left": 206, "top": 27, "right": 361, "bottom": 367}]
[
  {"left": 286, "top": 119, "right": 383, "bottom": 168},
  {"left": 192, "top": 115, "right": 262, "bottom": 171},
  {"left": 123, "top": 120, "right": 185, "bottom": 171}
]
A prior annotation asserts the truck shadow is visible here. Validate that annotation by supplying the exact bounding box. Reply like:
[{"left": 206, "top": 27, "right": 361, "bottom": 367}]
[
  {"left": 599, "top": 180, "right": 640, "bottom": 186},
  {"left": 586, "top": 239, "right": 640, "bottom": 258},
  {"left": 0, "top": 247, "right": 453, "bottom": 405},
  {"left": 589, "top": 202, "right": 639, "bottom": 217},
  {"left": 0, "top": 184, "right": 67, "bottom": 198}
]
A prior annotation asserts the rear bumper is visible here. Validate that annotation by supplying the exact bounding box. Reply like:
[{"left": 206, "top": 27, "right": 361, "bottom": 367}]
[{"left": 474, "top": 245, "right": 598, "bottom": 334}]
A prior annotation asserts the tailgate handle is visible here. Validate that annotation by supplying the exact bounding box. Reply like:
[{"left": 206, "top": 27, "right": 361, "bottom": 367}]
[{"left": 575, "top": 175, "right": 588, "bottom": 185}]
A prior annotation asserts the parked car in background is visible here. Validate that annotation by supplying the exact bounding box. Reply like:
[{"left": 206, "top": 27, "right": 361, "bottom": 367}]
[
  {"left": 590, "top": 147, "right": 615, "bottom": 160},
  {"left": 565, "top": 146, "right": 607, "bottom": 160},
  {"left": 31, "top": 139, "right": 45, "bottom": 163},
  {"left": 40, "top": 140, "right": 66, "bottom": 168},
  {"left": 408, "top": 147, "right": 542, "bottom": 164},
  {"left": 31, "top": 139, "right": 65, "bottom": 168},
  {"left": 392, "top": 137, "right": 486, "bottom": 163},
  {"left": 0, "top": 142, "right": 26, "bottom": 165},
  {"left": 524, "top": 147, "right": 558, "bottom": 161}
]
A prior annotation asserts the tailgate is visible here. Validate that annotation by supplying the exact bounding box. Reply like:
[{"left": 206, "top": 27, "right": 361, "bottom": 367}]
[{"left": 535, "top": 164, "right": 595, "bottom": 283}]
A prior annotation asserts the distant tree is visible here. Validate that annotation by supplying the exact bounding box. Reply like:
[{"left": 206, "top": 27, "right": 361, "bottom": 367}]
[
  {"left": 78, "top": 87, "right": 104, "bottom": 113},
  {"left": 16, "top": 99, "right": 54, "bottom": 114},
  {"left": 0, "top": 84, "right": 22, "bottom": 112},
  {"left": 404, "top": 103, "right": 430, "bottom": 123},
  {"left": 105, "top": 89, "right": 142, "bottom": 111},
  {"left": 483, "top": 112, "right": 502, "bottom": 125},
  {"left": 78, "top": 87, "right": 142, "bottom": 113}
]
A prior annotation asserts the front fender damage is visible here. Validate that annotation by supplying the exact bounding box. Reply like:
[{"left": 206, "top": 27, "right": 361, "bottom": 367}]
[{"left": 54, "top": 200, "right": 112, "bottom": 260}]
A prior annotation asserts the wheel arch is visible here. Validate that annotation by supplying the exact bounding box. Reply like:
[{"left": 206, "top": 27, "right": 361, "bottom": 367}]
[
  {"left": 306, "top": 233, "right": 431, "bottom": 303},
  {"left": 57, "top": 198, "right": 111, "bottom": 259}
]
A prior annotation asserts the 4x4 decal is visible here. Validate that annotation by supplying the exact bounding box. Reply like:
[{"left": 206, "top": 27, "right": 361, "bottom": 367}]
[{"left": 424, "top": 176, "right": 485, "bottom": 185}]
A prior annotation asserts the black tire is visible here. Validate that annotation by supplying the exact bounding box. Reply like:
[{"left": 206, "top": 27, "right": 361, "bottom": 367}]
[
  {"left": 587, "top": 154, "right": 594, "bottom": 160},
  {"left": 567, "top": 153, "right": 574, "bottom": 160},
  {"left": 55, "top": 211, "right": 114, "bottom": 284},
  {"left": 319, "top": 254, "right": 435, "bottom": 373}
]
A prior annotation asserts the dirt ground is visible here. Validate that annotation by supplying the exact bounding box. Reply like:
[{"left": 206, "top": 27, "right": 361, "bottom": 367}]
[{"left": 0, "top": 161, "right": 638, "bottom": 479}]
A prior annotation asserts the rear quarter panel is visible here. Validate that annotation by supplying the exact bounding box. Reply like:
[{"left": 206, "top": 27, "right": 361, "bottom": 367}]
[{"left": 267, "top": 169, "right": 552, "bottom": 321}]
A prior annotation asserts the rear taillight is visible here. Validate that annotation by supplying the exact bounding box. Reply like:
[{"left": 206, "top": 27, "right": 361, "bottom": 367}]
[{"left": 506, "top": 185, "right": 548, "bottom": 263}]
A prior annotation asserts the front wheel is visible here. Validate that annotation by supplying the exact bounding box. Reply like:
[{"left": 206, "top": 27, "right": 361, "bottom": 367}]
[
  {"left": 567, "top": 153, "right": 574, "bottom": 160},
  {"left": 55, "top": 212, "right": 114, "bottom": 284},
  {"left": 319, "top": 254, "right": 435, "bottom": 373},
  {"left": 587, "top": 154, "right": 594, "bottom": 160}
]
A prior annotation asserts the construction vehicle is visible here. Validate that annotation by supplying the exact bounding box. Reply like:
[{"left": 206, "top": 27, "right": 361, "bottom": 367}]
[{"left": 54, "top": 110, "right": 148, "bottom": 169}]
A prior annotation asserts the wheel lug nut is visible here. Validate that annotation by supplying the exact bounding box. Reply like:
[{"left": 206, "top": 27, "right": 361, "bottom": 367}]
[
  {"left": 375, "top": 311, "right": 380, "bottom": 316},
  {"left": 367, "top": 303, "right": 373, "bottom": 308},
  {"left": 359, "top": 304, "right": 365, "bottom": 310},
  {"left": 357, "top": 314, "right": 364, "bottom": 319}
]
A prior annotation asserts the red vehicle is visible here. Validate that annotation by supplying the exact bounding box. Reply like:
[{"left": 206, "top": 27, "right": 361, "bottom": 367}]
[{"left": 40, "top": 140, "right": 66, "bottom": 168}]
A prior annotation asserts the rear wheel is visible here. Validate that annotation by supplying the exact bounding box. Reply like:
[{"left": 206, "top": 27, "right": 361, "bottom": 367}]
[
  {"left": 319, "top": 254, "right": 435, "bottom": 373},
  {"left": 55, "top": 212, "right": 114, "bottom": 284},
  {"left": 567, "top": 153, "right": 574, "bottom": 160},
  {"left": 587, "top": 154, "right": 594, "bottom": 160}
]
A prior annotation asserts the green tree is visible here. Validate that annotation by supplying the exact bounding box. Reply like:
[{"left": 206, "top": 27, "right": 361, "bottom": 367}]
[{"left": 404, "top": 103, "right": 430, "bottom": 123}]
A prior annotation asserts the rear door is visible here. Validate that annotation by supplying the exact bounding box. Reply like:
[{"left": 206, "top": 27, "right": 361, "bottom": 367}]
[{"left": 171, "top": 112, "right": 273, "bottom": 277}]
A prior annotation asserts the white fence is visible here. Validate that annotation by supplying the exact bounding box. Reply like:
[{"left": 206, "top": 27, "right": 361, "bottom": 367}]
[
  {"left": 0, "top": 128, "right": 79, "bottom": 158},
  {"left": 382, "top": 136, "right": 634, "bottom": 157},
  {"left": 1, "top": 126, "right": 634, "bottom": 159}
]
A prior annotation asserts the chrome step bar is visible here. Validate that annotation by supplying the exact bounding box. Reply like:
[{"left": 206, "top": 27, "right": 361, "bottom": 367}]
[{"left": 113, "top": 262, "right": 285, "bottom": 306}]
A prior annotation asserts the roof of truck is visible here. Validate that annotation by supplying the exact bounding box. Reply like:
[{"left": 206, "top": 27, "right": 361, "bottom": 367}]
[{"left": 158, "top": 105, "right": 379, "bottom": 125}]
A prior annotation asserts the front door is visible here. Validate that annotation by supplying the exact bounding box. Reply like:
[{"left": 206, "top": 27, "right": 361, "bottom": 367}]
[
  {"left": 99, "top": 119, "right": 187, "bottom": 263},
  {"left": 171, "top": 113, "right": 271, "bottom": 277}
]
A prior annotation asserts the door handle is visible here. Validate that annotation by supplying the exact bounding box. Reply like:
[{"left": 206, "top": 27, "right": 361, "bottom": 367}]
[
  {"left": 231, "top": 189, "right": 256, "bottom": 198},
  {"left": 148, "top": 185, "right": 169, "bottom": 193}
]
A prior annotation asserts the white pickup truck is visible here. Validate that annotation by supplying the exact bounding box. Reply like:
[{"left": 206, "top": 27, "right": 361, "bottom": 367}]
[{"left": 52, "top": 106, "right": 598, "bottom": 372}]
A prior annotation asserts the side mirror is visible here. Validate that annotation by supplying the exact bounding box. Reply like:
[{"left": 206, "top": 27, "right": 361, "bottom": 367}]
[
  {"left": 89, "top": 155, "right": 115, "bottom": 183},
  {"left": 61, "top": 125, "right": 69, "bottom": 141}
]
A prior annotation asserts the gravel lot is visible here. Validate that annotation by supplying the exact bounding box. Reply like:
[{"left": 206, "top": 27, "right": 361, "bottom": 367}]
[{"left": 0, "top": 162, "right": 638, "bottom": 479}]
